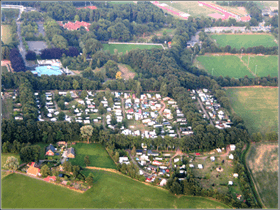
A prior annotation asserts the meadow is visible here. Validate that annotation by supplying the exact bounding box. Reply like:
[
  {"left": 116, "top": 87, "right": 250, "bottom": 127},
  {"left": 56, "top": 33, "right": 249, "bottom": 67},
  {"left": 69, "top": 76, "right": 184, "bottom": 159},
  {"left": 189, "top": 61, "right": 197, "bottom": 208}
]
[
  {"left": 1, "top": 25, "right": 12, "bottom": 45},
  {"left": 241, "top": 55, "right": 278, "bottom": 77},
  {"left": 246, "top": 142, "right": 278, "bottom": 208},
  {"left": 196, "top": 55, "right": 254, "bottom": 78},
  {"left": 103, "top": 44, "right": 163, "bottom": 54},
  {"left": 210, "top": 34, "right": 278, "bottom": 49},
  {"left": 69, "top": 143, "right": 116, "bottom": 169},
  {"left": 226, "top": 87, "right": 278, "bottom": 135},
  {"left": 2, "top": 171, "right": 230, "bottom": 208}
]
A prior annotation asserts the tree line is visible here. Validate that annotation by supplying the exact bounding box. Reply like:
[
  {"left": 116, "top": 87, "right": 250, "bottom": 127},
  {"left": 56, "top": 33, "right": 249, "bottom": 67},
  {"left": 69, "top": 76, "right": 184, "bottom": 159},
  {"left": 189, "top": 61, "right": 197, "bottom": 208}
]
[{"left": 9, "top": 48, "right": 26, "bottom": 72}]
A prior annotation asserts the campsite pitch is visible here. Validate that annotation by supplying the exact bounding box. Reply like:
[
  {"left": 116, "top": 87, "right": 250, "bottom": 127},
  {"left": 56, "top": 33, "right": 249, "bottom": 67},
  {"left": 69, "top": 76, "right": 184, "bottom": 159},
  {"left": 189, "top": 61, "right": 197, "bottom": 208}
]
[
  {"left": 2, "top": 172, "right": 230, "bottom": 208},
  {"left": 246, "top": 142, "right": 278, "bottom": 208},
  {"left": 226, "top": 87, "right": 278, "bottom": 135},
  {"left": 210, "top": 34, "right": 278, "bottom": 49}
]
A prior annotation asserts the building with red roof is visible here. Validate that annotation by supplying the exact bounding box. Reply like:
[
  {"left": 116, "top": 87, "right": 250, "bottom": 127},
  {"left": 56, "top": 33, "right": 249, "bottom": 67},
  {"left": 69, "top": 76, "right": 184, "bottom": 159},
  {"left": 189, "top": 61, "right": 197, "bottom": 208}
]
[
  {"left": 195, "top": 153, "right": 201, "bottom": 156},
  {"left": 239, "top": 16, "right": 251, "bottom": 22},
  {"left": 43, "top": 176, "right": 57, "bottom": 182},
  {"left": 60, "top": 21, "right": 91, "bottom": 32},
  {"left": 77, "top": 6, "right": 97, "bottom": 10}
]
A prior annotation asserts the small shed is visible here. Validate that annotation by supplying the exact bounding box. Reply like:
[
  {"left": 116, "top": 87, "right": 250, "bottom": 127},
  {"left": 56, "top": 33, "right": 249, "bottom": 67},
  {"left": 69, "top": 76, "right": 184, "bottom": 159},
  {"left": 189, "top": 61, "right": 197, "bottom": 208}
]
[
  {"left": 233, "top": 173, "right": 239, "bottom": 178},
  {"left": 210, "top": 156, "right": 215, "bottom": 161},
  {"left": 229, "top": 154, "right": 234, "bottom": 160},
  {"left": 198, "top": 164, "right": 203, "bottom": 169},
  {"left": 228, "top": 181, "right": 233, "bottom": 185}
]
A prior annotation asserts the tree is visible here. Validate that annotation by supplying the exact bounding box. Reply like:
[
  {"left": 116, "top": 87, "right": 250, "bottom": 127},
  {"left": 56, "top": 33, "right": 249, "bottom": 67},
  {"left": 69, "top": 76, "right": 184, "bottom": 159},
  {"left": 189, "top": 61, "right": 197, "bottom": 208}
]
[
  {"left": 52, "top": 34, "right": 68, "bottom": 49},
  {"left": 3, "top": 156, "right": 19, "bottom": 171},
  {"left": 73, "top": 79, "right": 79, "bottom": 90},
  {"left": 116, "top": 71, "right": 122, "bottom": 79},
  {"left": 160, "top": 82, "right": 168, "bottom": 97},
  {"left": 62, "top": 161, "right": 72, "bottom": 172},
  {"left": 41, "top": 165, "right": 51, "bottom": 177},
  {"left": 25, "top": 50, "right": 37, "bottom": 60},
  {"left": 86, "top": 175, "right": 94, "bottom": 186},
  {"left": 74, "top": 14, "right": 80, "bottom": 21},
  {"left": 72, "top": 165, "right": 81, "bottom": 178},
  {"left": 58, "top": 112, "right": 66, "bottom": 121},
  {"left": 84, "top": 155, "right": 90, "bottom": 166},
  {"left": 57, "top": 100, "right": 65, "bottom": 110},
  {"left": 80, "top": 125, "right": 94, "bottom": 144}
]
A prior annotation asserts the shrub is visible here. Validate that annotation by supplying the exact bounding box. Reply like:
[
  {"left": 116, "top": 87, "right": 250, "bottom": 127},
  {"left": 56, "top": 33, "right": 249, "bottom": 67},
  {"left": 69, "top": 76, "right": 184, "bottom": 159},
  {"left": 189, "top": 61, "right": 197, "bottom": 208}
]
[{"left": 67, "top": 181, "right": 71, "bottom": 186}]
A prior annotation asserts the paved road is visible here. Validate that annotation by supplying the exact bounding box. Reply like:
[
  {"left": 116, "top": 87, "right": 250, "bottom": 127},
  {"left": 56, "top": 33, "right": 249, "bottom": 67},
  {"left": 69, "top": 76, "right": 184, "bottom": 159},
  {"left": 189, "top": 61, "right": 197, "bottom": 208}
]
[
  {"left": 36, "top": 21, "right": 45, "bottom": 36},
  {"left": 16, "top": 21, "right": 27, "bottom": 66},
  {"left": 127, "top": 150, "right": 152, "bottom": 176},
  {"left": 197, "top": 97, "right": 214, "bottom": 125}
]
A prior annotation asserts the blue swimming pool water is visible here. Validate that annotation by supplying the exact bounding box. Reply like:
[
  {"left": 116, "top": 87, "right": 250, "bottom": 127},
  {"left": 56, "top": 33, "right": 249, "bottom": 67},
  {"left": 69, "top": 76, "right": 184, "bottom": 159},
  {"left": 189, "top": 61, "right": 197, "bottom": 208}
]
[{"left": 32, "top": 66, "right": 62, "bottom": 76}]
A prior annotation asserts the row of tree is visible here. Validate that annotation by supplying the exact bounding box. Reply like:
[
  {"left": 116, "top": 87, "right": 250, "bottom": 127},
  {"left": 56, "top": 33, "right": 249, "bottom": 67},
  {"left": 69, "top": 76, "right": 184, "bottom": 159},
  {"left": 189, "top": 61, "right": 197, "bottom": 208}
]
[{"left": 9, "top": 48, "right": 26, "bottom": 72}]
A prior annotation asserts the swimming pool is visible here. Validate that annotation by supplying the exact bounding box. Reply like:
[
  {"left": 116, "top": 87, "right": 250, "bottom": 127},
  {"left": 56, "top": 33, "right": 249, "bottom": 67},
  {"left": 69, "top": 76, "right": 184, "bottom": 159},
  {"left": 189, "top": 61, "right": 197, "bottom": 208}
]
[{"left": 32, "top": 66, "right": 62, "bottom": 76}]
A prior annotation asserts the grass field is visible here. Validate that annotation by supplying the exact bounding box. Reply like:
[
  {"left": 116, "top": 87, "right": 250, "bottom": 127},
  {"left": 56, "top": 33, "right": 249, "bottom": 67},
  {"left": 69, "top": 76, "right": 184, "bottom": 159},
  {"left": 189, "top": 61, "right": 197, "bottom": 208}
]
[
  {"left": 246, "top": 142, "right": 278, "bottom": 208},
  {"left": 69, "top": 143, "right": 116, "bottom": 169},
  {"left": 2, "top": 171, "right": 230, "bottom": 208},
  {"left": 103, "top": 44, "right": 163, "bottom": 54},
  {"left": 254, "top": 1, "right": 278, "bottom": 10},
  {"left": 241, "top": 55, "right": 278, "bottom": 77},
  {"left": 226, "top": 87, "right": 278, "bottom": 135},
  {"left": 158, "top": 1, "right": 223, "bottom": 17},
  {"left": 1, "top": 25, "right": 12, "bottom": 45},
  {"left": 192, "top": 156, "right": 242, "bottom": 196},
  {"left": 196, "top": 55, "right": 254, "bottom": 78},
  {"left": 210, "top": 34, "right": 278, "bottom": 49}
]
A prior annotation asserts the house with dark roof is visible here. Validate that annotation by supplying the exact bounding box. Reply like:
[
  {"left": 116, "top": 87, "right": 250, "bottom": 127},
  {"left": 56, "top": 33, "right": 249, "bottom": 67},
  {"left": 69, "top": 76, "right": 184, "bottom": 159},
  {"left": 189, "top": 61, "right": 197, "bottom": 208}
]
[
  {"left": 45, "top": 144, "right": 55, "bottom": 156},
  {"left": 66, "top": 147, "right": 75, "bottom": 158},
  {"left": 147, "top": 150, "right": 159, "bottom": 156}
]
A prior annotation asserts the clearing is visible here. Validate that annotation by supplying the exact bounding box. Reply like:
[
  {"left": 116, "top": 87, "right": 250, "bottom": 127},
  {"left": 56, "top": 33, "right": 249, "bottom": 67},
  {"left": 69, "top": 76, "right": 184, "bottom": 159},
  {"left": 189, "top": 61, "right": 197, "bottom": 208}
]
[
  {"left": 210, "top": 34, "right": 278, "bottom": 49},
  {"left": 69, "top": 143, "right": 116, "bottom": 169},
  {"left": 2, "top": 171, "right": 230, "bottom": 208},
  {"left": 195, "top": 55, "right": 254, "bottom": 78},
  {"left": 246, "top": 142, "right": 278, "bottom": 208},
  {"left": 1, "top": 25, "right": 12, "bottom": 45},
  {"left": 117, "top": 63, "right": 136, "bottom": 80},
  {"left": 226, "top": 87, "right": 278, "bottom": 135},
  {"left": 241, "top": 55, "right": 278, "bottom": 77},
  {"left": 2, "top": 97, "right": 13, "bottom": 120},
  {"left": 102, "top": 43, "right": 163, "bottom": 54}
]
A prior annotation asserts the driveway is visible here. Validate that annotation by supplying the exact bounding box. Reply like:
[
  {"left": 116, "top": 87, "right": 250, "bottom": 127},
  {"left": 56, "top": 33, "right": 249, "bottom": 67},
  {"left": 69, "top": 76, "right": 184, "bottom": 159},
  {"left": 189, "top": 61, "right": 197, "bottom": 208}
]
[{"left": 197, "top": 97, "right": 214, "bottom": 125}]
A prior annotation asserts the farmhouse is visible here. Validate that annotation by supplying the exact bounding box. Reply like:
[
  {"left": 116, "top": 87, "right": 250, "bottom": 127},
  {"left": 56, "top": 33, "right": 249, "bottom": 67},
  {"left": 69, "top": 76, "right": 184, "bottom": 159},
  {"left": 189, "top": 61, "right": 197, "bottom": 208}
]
[
  {"left": 44, "top": 176, "right": 57, "bottom": 182},
  {"left": 27, "top": 162, "right": 41, "bottom": 176},
  {"left": 45, "top": 144, "right": 56, "bottom": 156}
]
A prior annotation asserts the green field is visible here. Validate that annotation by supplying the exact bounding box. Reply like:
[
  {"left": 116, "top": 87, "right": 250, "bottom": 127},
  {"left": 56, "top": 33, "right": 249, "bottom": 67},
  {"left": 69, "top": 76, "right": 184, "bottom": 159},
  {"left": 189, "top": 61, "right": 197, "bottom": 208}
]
[
  {"left": 210, "top": 34, "right": 278, "bottom": 49},
  {"left": 103, "top": 44, "right": 163, "bottom": 54},
  {"left": 246, "top": 142, "right": 278, "bottom": 208},
  {"left": 2, "top": 172, "right": 230, "bottom": 208},
  {"left": 196, "top": 55, "right": 254, "bottom": 78},
  {"left": 241, "top": 55, "right": 278, "bottom": 77},
  {"left": 1, "top": 65, "right": 8, "bottom": 73},
  {"left": 69, "top": 143, "right": 116, "bottom": 169},
  {"left": 226, "top": 87, "right": 278, "bottom": 135},
  {"left": 1, "top": 25, "right": 12, "bottom": 45}
]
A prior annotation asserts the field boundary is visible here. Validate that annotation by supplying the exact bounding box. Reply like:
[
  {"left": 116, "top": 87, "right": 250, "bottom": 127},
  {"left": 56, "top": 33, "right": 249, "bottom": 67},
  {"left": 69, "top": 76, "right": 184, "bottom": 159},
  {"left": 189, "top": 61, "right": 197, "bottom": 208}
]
[
  {"left": 223, "top": 85, "right": 278, "bottom": 89},
  {"left": 108, "top": 42, "right": 166, "bottom": 50},
  {"left": 242, "top": 143, "right": 266, "bottom": 208}
]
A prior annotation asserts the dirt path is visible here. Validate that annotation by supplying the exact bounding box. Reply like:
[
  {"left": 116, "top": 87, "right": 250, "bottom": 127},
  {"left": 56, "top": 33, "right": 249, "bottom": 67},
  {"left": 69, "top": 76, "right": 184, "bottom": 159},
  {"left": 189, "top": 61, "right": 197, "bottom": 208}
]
[
  {"left": 169, "top": 148, "right": 187, "bottom": 168},
  {"left": 159, "top": 100, "right": 166, "bottom": 116}
]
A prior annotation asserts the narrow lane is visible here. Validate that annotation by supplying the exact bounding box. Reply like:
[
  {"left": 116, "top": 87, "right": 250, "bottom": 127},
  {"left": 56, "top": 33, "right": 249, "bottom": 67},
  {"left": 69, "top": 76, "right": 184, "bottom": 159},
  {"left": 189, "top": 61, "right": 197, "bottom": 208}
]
[{"left": 197, "top": 97, "right": 214, "bottom": 125}]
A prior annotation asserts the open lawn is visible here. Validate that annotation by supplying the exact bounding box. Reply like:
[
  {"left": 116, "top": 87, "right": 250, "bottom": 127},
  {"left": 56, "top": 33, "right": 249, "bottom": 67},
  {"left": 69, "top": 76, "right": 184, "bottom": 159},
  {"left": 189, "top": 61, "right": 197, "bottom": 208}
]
[
  {"left": 2, "top": 97, "right": 13, "bottom": 120},
  {"left": 210, "top": 34, "right": 278, "bottom": 49},
  {"left": 241, "top": 55, "right": 278, "bottom": 77},
  {"left": 69, "top": 143, "right": 116, "bottom": 169},
  {"left": 226, "top": 87, "right": 278, "bottom": 135},
  {"left": 246, "top": 142, "right": 278, "bottom": 208},
  {"left": 158, "top": 1, "right": 223, "bottom": 17},
  {"left": 192, "top": 156, "right": 242, "bottom": 197},
  {"left": 196, "top": 55, "right": 254, "bottom": 78},
  {"left": 117, "top": 63, "right": 136, "bottom": 80},
  {"left": 254, "top": 1, "right": 278, "bottom": 10},
  {"left": 1, "top": 25, "right": 12, "bottom": 45},
  {"left": 103, "top": 44, "right": 163, "bottom": 54},
  {"left": 1, "top": 153, "right": 21, "bottom": 168},
  {"left": 2, "top": 172, "right": 230, "bottom": 208}
]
